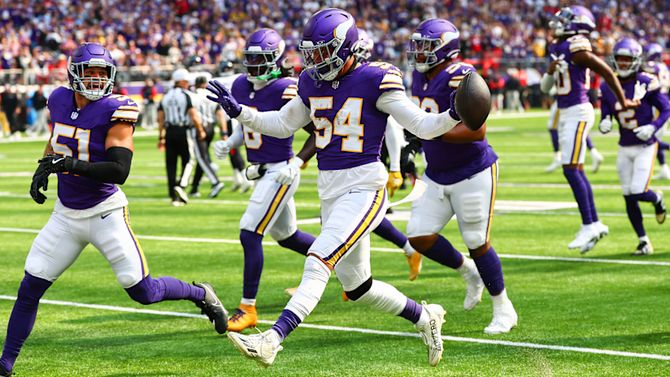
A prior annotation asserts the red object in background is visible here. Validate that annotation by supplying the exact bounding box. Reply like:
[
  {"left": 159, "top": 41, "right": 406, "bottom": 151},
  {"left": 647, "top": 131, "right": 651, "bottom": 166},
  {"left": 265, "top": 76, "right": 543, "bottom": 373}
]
[{"left": 175, "top": 0, "right": 189, "bottom": 16}]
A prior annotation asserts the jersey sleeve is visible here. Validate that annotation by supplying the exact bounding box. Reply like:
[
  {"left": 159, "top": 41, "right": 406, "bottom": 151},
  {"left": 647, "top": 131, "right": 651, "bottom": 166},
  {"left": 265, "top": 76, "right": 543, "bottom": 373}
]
[
  {"left": 568, "top": 35, "right": 592, "bottom": 53},
  {"left": 281, "top": 78, "right": 299, "bottom": 100},
  {"left": 446, "top": 63, "right": 475, "bottom": 89},
  {"left": 109, "top": 96, "right": 140, "bottom": 125},
  {"left": 375, "top": 62, "right": 405, "bottom": 93}
]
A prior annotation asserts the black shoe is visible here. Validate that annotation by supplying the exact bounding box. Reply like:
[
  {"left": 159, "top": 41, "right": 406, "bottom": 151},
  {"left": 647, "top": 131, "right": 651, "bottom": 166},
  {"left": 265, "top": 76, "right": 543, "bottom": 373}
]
[
  {"left": 0, "top": 363, "right": 12, "bottom": 377},
  {"left": 654, "top": 191, "right": 666, "bottom": 224},
  {"left": 633, "top": 241, "right": 654, "bottom": 256},
  {"left": 208, "top": 182, "right": 225, "bottom": 198},
  {"left": 193, "top": 282, "right": 228, "bottom": 334}
]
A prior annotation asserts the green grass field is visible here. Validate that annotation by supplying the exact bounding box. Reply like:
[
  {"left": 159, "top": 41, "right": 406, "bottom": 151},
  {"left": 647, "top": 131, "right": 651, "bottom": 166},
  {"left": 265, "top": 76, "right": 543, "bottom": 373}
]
[{"left": 1, "top": 113, "right": 670, "bottom": 376}]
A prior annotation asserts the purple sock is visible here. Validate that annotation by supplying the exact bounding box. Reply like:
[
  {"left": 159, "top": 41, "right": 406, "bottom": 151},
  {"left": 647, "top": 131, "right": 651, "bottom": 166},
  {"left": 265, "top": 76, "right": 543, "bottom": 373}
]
[
  {"left": 398, "top": 298, "right": 423, "bottom": 324},
  {"left": 629, "top": 190, "right": 659, "bottom": 203},
  {"left": 624, "top": 196, "right": 646, "bottom": 237},
  {"left": 373, "top": 218, "right": 409, "bottom": 249},
  {"left": 563, "top": 167, "right": 593, "bottom": 225},
  {"left": 125, "top": 274, "right": 205, "bottom": 304},
  {"left": 277, "top": 230, "right": 315, "bottom": 256},
  {"left": 471, "top": 247, "right": 505, "bottom": 296},
  {"left": 240, "top": 229, "right": 264, "bottom": 300},
  {"left": 549, "top": 129, "right": 559, "bottom": 152},
  {"left": 271, "top": 309, "right": 302, "bottom": 340},
  {"left": 420, "top": 234, "right": 464, "bottom": 269},
  {"left": 586, "top": 136, "right": 594, "bottom": 150},
  {"left": 659, "top": 140, "right": 670, "bottom": 151},
  {"left": 579, "top": 169, "right": 599, "bottom": 222},
  {"left": 1, "top": 273, "right": 52, "bottom": 372}
]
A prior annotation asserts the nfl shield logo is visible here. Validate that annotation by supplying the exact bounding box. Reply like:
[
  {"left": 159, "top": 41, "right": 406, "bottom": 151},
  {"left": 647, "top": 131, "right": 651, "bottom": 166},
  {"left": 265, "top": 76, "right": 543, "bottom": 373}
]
[
  {"left": 332, "top": 81, "right": 339, "bottom": 89},
  {"left": 70, "top": 111, "right": 79, "bottom": 120}
]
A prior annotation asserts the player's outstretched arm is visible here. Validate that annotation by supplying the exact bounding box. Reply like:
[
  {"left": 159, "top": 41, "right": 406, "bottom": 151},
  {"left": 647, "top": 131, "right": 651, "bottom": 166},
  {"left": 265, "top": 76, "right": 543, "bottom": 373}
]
[
  {"left": 207, "top": 80, "right": 310, "bottom": 138},
  {"left": 573, "top": 51, "right": 638, "bottom": 109},
  {"left": 377, "top": 91, "right": 459, "bottom": 139},
  {"left": 385, "top": 117, "right": 404, "bottom": 173}
]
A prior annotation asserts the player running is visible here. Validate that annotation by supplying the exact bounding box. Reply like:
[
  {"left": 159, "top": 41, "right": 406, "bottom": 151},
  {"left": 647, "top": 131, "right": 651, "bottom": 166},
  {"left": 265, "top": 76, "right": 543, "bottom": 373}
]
[
  {"left": 0, "top": 43, "right": 228, "bottom": 377},
  {"left": 599, "top": 37, "right": 669, "bottom": 255}
]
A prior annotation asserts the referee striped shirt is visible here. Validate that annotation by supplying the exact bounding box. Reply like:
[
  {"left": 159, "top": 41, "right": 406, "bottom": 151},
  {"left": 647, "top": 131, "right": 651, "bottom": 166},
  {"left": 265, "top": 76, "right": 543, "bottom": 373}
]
[{"left": 159, "top": 87, "right": 194, "bottom": 127}]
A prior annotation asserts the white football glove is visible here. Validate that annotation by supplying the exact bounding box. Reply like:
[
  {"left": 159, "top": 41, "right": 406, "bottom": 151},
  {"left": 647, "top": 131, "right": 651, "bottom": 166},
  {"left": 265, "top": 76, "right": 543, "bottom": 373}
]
[
  {"left": 213, "top": 140, "right": 231, "bottom": 159},
  {"left": 633, "top": 124, "right": 656, "bottom": 141},
  {"left": 598, "top": 118, "right": 613, "bottom": 134},
  {"left": 634, "top": 81, "right": 648, "bottom": 101},
  {"left": 275, "top": 157, "right": 304, "bottom": 186}
]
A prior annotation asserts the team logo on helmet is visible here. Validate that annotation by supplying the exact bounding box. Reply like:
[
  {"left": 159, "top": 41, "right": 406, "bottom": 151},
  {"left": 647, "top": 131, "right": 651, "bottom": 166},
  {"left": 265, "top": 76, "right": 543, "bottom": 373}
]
[{"left": 407, "top": 19, "right": 460, "bottom": 73}]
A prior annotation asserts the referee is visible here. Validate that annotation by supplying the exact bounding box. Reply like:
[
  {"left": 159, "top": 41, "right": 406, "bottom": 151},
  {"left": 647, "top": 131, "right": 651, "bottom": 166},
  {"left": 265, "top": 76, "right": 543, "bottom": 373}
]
[
  {"left": 157, "top": 68, "right": 205, "bottom": 207},
  {"left": 190, "top": 74, "right": 226, "bottom": 198}
]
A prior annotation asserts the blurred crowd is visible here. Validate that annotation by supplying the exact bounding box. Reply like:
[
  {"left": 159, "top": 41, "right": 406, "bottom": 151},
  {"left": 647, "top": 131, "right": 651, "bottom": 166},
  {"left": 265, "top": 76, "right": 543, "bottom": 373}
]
[{"left": 1, "top": 0, "right": 669, "bottom": 137}]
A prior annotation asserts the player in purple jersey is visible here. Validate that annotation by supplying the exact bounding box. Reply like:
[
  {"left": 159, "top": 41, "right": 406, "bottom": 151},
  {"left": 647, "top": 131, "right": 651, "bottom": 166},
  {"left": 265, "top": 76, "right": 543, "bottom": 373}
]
[
  {"left": 598, "top": 38, "right": 669, "bottom": 255},
  {"left": 210, "top": 28, "right": 317, "bottom": 333},
  {"left": 0, "top": 43, "right": 228, "bottom": 377},
  {"left": 406, "top": 18, "right": 516, "bottom": 334},
  {"left": 208, "top": 8, "right": 463, "bottom": 367},
  {"left": 642, "top": 43, "right": 670, "bottom": 179},
  {"left": 352, "top": 28, "right": 422, "bottom": 281},
  {"left": 541, "top": 5, "right": 639, "bottom": 253}
]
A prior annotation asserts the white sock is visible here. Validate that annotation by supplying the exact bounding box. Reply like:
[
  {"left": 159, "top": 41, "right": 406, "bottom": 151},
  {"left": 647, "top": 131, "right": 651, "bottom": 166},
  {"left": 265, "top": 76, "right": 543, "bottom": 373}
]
[
  {"left": 357, "top": 280, "right": 408, "bottom": 316},
  {"left": 284, "top": 256, "right": 331, "bottom": 320},
  {"left": 456, "top": 257, "right": 475, "bottom": 277},
  {"left": 491, "top": 288, "right": 509, "bottom": 304},
  {"left": 241, "top": 298, "right": 256, "bottom": 306},
  {"left": 266, "top": 329, "right": 282, "bottom": 346},
  {"left": 402, "top": 240, "right": 415, "bottom": 257},
  {"left": 639, "top": 235, "right": 651, "bottom": 244},
  {"left": 554, "top": 151, "right": 561, "bottom": 161},
  {"left": 415, "top": 305, "right": 430, "bottom": 327}
]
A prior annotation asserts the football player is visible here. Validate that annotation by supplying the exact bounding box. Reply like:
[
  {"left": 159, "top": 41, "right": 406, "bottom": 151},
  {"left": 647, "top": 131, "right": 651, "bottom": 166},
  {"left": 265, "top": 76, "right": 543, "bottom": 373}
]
[
  {"left": 352, "top": 29, "right": 422, "bottom": 280},
  {"left": 643, "top": 43, "right": 670, "bottom": 179},
  {"left": 599, "top": 38, "right": 669, "bottom": 255},
  {"left": 208, "top": 8, "right": 460, "bottom": 367},
  {"left": 541, "top": 5, "right": 638, "bottom": 253},
  {"left": 0, "top": 43, "right": 228, "bottom": 377},
  {"left": 211, "top": 29, "right": 318, "bottom": 332},
  {"left": 406, "top": 19, "right": 515, "bottom": 334}
]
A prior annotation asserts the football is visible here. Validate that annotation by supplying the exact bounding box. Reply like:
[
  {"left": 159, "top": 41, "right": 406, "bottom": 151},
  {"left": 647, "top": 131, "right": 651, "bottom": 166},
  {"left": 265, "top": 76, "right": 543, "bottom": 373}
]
[{"left": 455, "top": 71, "right": 491, "bottom": 131}]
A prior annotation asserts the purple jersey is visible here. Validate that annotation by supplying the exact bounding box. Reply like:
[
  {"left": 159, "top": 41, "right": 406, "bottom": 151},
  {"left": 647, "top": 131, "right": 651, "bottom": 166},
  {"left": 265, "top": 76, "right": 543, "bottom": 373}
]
[
  {"left": 600, "top": 72, "right": 670, "bottom": 146},
  {"left": 232, "top": 75, "right": 296, "bottom": 164},
  {"left": 48, "top": 87, "right": 139, "bottom": 209},
  {"left": 548, "top": 35, "right": 592, "bottom": 108},
  {"left": 643, "top": 61, "right": 670, "bottom": 94},
  {"left": 298, "top": 62, "right": 403, "bottom": 170},
  {"left": 411, "top": 62, "right": 498, "bottom": 185}
]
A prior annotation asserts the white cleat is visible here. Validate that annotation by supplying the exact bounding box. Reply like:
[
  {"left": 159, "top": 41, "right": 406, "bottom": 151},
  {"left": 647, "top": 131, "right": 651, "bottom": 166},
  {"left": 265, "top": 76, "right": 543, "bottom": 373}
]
[
  {"left": 173, "top": 186, "right": 189, "bottom": 203},
  {"left": 227, "top": 330, "right": 283, "bottom": 367},
  {"left": 415, "top": 302, "right": 446, "bottom": 367},
  {"left": 568, "top": 225, "right": 600, "bottom": 253},
  {"left": 544, "top": 158, "right": 562, "bottom": 173},
  {"left": 460, "top": 258, "right": 484, "bottom": 311},
  {"left": 591, "top": 149, "right": 604, "bottom": 173},
  {"left": 633, "top": 240, "right": 654, "bottom": 256},
  {"left": 593, "top": 221, "right": 609, "bottom": 239},
  {"left": 484, "top": 298, "right": 518, "bottom": 335},
  {"left": 655, "top": 164, "right": 670, "bottom": 180}
]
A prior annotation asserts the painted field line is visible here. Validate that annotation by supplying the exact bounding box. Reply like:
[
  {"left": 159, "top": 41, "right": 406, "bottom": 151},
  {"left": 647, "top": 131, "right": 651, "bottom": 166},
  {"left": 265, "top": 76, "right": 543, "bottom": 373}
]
[
  {"left": 0, "top": 295, "right": 667, "bottom": 361},
  {"left": 2, "top": 226, "right": 670, "bottom": 267}
]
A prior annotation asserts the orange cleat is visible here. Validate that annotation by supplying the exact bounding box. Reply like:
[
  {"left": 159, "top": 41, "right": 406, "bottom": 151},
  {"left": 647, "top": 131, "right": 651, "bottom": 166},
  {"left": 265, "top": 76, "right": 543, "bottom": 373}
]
[
  {"left": 407, "top": 252, "right": 423, "bottom": 281},
  {"left": 227, "top": 303, "right": 258, "bottom": 332}
]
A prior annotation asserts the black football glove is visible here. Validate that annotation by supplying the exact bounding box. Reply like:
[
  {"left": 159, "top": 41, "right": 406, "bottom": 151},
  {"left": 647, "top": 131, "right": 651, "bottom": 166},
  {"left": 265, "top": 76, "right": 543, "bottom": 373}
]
[{"left": 29, "top": 154, "right": 75, "bottom": 204}]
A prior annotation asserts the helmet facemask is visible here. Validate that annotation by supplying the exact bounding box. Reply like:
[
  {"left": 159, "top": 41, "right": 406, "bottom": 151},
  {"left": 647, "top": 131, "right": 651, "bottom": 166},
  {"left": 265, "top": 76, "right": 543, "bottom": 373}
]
[
  {"left": 407, "top": 34, "right": 458, "bottom": 73},
  {"left": 612, "top": 53, "right": 641, "bottom": 78},
  {"left": 300, "top": 38, "right": 345, "bottom": 81},
  {"left": 68, "top": 57, "right": 116, "bottom": 101},
  {"left": 549, "top": 8, "right": 574, "bottom": 37},
  {"left": 243, "top": 42, "right": 285, "bottom": 85}
]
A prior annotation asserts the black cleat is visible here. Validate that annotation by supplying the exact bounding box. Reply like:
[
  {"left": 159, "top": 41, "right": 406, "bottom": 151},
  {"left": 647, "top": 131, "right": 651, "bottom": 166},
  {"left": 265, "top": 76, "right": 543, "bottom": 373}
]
[
  {"left": 208, "top": 182, "right": 225, "bottom": 198},
  {"left": 0, "top": 363, "right": 12, "bottom": 377},
  {"left": 633, "top": 241, "right": 654, "bottom": 256},
  {"left": 193, "top": 282, "right": 228, "bottom": 334},
  {"left": 654, "top": 191, "right": 666, "bottom": 224}
]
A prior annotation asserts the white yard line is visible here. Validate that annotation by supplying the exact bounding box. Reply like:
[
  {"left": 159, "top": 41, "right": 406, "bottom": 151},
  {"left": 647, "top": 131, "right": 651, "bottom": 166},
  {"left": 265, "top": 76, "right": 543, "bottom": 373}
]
[
  {"left": 1, "top": 226, "right": 669, "bottom": 267},
  {"left": 0, "top": 295, "right": 666, "bottom": 361}
]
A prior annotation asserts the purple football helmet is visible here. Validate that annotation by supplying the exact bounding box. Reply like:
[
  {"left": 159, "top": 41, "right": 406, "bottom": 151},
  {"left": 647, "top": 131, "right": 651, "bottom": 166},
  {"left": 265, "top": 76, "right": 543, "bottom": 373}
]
[
  {"left": 67, "top": 43, "right": 116, "bottom": 101},
  {"left": 610, "top": 38, "right": 643, "bottom": 78},
  {"left": 549, "top": 5, "right": 596, "bottom": 37},
  {"left": 299, "top": 8, "right": 358, "bottom": 81},
  {"left": 407, "top": 19, "right": 460, "bottom": 73},
  {"left": 644, "top": 43, "right": 663, "bottom": 62},
  {"left": 352, "top": 28, "right": 374, "bottom": 62},
  {"left": 243, "top": 28, "right": 286, "bottom": 83}
]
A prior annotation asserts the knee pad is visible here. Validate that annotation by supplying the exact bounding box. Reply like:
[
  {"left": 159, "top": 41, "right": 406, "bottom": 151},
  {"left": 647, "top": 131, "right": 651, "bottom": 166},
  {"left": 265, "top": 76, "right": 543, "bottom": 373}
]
[
  {"left": 459, "top": 193, "right": 486, "bottom": 224},
  {"left": 344, "top": 277, "right": 373, "bottom": 301},
  {"left": 117, "top": 273, "right": 139, "bottom": 289},
  {"left": 462, "top": 231, "right": 486, "bottom": 250},
  {"left": 24, "top": 257, "right": 51, "bottom": 282},
  {"left": 303, "top": 256, "right": 331, "bottom": 282}
]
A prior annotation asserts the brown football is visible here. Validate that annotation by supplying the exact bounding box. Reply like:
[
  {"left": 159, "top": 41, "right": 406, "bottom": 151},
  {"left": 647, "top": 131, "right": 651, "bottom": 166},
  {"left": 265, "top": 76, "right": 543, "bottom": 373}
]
[{"left": 454, "top": 71, "right": 491, "bottom": 131}]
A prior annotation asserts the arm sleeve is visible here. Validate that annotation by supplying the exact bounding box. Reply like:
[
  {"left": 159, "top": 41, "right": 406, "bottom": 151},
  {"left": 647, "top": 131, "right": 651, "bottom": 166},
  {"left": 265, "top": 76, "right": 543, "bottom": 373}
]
[
  {"left": 600, "top": 92, "right": 613, "bottom": 119},
  {"left": 649, "top": 91, "right": 670, "bottom": 129},
  {"left": 540, "top": 73, "right": 555, "bottom": 94},
  {"left": 70, "top": 146, "right": 133, "bottom": 184},
  {"left": 227, "top": 120, "right": 245, "bottom": 148},
  {"left": 235, "top": 96, "right": 311, "bottom": 138},
  {"left": 385, "top": 116, "right": 405, "bottom": 171},
  {"left": 376, "top": 90, "right": 459, "bottom": 139}
]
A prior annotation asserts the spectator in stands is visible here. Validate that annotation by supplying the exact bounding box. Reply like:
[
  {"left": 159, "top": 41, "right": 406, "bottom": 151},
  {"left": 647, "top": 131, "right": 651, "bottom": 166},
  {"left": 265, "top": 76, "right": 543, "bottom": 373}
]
[
  {"left": 30, "top": 85, "right": 48, "bottom": 136},
  {"left": 141, "top": 79, "right": 158, "bottom": 129}
]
